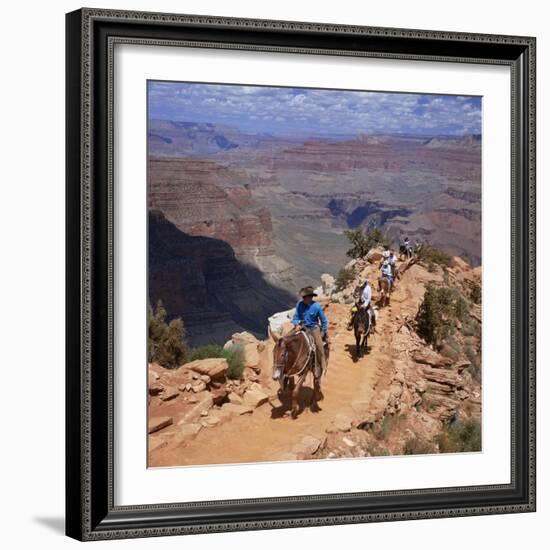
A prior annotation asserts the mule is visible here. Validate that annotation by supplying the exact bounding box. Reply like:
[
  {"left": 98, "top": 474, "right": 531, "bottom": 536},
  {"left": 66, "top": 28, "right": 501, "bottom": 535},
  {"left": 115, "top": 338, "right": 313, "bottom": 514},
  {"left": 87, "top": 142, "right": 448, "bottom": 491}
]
[
  {"left": 352, "top": 304, "right": 371, "bottom": 359},
  {"left": 271, "top": 328, "right": 327, "bottom": 418},
  {"left": 400, "top": 244, "right": 414, "bottom": 260},
  {"left": 379, "top": 276, "right": 392, "bottom": 307}
]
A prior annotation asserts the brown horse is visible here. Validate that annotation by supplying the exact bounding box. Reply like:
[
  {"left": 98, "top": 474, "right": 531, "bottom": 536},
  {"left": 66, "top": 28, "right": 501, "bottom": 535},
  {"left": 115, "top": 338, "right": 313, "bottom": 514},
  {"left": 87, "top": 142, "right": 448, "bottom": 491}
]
[
  {"left": 379, "top": 276, "right": 392, "bottom": 307},
  {"left": 271, "top": 328, "right": 326, "bottom": 418},
  {"left": 352, "top": 303, "right": 371, "bottom": 359}
]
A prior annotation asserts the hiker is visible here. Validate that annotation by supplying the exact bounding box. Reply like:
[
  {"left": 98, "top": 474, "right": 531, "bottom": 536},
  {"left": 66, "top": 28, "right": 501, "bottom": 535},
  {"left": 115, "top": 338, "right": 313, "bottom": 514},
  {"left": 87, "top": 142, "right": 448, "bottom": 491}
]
[
  {"left": 347, "top": 279, "right": 376, "bottom": 331},
  {"left": 400, "top": 236, "right": 413, "bottom": 259},
  {"left": 388, "top": 249, "right": 399, "bottom": 279},
  {"left": 378, "top": 260, "right": 394, "bottom": 291},
  {"left": 292, "top": 286, "right": 328, "bottom": 377}
]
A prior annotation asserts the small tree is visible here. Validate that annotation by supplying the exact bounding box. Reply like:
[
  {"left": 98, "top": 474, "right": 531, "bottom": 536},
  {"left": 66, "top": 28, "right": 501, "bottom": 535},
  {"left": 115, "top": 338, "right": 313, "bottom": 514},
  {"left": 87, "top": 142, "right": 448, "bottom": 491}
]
[
  {"left": 148, "top": 300, "right": 188, "bottom": 369},
  {"left": 335, "top": 267, "right": 355, "bottom": 291},
  {"left": 344, "top": 227, "right": 393, "bottom": 259},
  {"left": 415, "top": 243, "right": 452, "bottom": 271},
  {"left": 470, "top": 283, "right": 482, "bottom": 304},
  {"left": 416, "top": 285, "right": 468, "bottom": 347}
]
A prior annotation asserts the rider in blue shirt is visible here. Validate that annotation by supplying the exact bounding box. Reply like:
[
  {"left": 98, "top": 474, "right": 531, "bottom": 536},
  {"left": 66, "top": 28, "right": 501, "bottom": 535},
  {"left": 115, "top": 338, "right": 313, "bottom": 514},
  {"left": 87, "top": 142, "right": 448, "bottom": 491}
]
[{"left": 292, "top": 286, "right": 328, "bottom": 377}]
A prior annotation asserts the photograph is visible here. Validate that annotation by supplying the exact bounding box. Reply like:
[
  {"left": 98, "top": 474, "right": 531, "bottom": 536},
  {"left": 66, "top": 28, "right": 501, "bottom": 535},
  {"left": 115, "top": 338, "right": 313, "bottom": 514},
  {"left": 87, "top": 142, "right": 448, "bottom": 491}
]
[{"left": 146, "top": 81, "right": 483, "bottom": 468}]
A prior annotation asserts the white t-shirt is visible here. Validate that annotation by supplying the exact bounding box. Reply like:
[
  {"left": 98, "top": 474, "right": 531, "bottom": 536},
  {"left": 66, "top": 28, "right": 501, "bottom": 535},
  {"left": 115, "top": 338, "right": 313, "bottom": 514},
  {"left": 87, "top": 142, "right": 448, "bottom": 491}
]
[{"left": 360, "top": 284, "right": 372, "bottom": 306}]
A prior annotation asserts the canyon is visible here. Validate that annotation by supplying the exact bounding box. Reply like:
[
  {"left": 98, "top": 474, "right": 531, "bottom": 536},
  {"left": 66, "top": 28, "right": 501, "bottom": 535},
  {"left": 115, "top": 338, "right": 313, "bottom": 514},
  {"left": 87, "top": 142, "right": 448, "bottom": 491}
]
[{"left": 148, "top": 120, "right": 481, "bottom": 345}]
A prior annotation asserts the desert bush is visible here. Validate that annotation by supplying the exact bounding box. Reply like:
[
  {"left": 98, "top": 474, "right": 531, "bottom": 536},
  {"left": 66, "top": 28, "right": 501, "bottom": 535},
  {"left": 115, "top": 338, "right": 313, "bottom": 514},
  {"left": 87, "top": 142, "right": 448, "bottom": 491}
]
[
  {"left": 366, "top": 444, "right": 391, "bottom": 457},
  {"left": 335, "top": 266, "right": 355, "bottom": 291},
  {"left": 148, "top": 301, "right": 188, "bottom": 369},
  {"left": 462, "top": 320, "right": 481, "bottom": 338},
  {"left": 465, "top": 345, "right": 482, "bottom": 383},
  {"left": 344, "top": 227, "right": 393, "bottom": 259},
  {"left": 416, "top": 244, "right": 452, "bottom": 271},
  {"left": 470, "top": 283, "right": 482, "bottom": 304},
  {"left": 436, "top": 419, "right": 481, "bottom": 453},
  {"left": 188, "top": 344, "right": 245, "bottom": 380},
  {"left": 373, "top": 413, "right": 404, "bottom": 441},
  {"left": 403, "top": 437, "right": 435, "bottom": 455},
  {"left": 416, "top": 285, "right": 469, "bottom": 347}
]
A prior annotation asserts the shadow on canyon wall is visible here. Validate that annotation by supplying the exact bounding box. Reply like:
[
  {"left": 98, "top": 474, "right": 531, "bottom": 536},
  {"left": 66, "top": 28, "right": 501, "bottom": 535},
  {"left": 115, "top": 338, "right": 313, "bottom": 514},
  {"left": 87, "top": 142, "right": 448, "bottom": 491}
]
[{"left": 148, "top": 210, "right": 296, "bottom": 346}]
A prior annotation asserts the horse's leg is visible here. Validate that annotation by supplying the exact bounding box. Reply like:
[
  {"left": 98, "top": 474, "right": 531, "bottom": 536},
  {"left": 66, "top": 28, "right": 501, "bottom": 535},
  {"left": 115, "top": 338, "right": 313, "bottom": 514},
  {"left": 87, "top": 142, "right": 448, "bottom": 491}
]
[
  {"left": 355, "top": 330, "right": 362, "bottom": 358},
  {"left": 313, "top": 374, "right": 323, "bottom": 402},
  {"left": 291, "top": 372, "right": 305, "bottom": 419}
]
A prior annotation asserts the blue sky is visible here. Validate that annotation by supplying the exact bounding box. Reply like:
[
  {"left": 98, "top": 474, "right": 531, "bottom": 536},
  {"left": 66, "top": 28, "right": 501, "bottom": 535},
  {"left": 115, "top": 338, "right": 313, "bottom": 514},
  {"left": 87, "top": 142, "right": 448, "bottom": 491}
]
[{"left": 148, "top": 81, "right": 481, "bottom": 137}]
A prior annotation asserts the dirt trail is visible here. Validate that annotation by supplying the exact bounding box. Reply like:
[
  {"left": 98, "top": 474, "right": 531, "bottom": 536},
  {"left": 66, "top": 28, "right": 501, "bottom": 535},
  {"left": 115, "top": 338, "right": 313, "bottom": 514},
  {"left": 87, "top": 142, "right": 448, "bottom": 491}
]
[{"left": 151, "top": 265, "right": 421, "bottom": 467}]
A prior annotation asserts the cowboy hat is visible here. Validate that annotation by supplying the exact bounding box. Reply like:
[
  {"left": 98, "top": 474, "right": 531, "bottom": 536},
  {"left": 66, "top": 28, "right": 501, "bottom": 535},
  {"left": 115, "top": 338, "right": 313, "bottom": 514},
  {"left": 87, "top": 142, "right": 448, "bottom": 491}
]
[{"left": 299, "top": 286, "right": 318, "bottom": 298}]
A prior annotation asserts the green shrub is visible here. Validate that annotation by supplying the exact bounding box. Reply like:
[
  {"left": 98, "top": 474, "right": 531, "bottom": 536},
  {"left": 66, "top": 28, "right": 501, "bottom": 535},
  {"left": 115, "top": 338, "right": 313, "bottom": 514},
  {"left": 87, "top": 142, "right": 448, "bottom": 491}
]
[
  {"left": 344, "top": 227, "right": 393, "bottom": 259},
  {"left": 148, "top": 301, "right": 188, "bottom": 369},
  {"left": 403, "top": 437, "right": 435, "bottom": 455},
  {"left": 335, "top": 267, "right": 355, "bottom": 291},
  {"left": 416, "top": 285, "right": 469, "bottom": 347},
  {"left": 188, "top": 344, "right": 245, "bottom": 380},
  {"left": 470, "top": 283, "right": 482, "bottom": 304},
  {"left": 416, "top": 244, "right": 452, "bottom": 271},
  {"left": 436, "top": 419, "right": 481, "bottom": 453}
]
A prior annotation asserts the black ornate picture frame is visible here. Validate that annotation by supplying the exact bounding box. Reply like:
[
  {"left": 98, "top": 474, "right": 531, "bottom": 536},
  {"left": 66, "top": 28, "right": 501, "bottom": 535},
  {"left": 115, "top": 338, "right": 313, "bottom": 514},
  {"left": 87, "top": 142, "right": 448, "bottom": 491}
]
[{"left": 65, "top": 7, "right": 536, "bottom": 541}]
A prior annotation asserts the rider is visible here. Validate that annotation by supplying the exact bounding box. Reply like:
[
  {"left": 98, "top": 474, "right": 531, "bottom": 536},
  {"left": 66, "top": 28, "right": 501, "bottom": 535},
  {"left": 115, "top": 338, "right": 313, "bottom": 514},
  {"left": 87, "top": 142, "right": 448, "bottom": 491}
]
[
  {"left": 378, "top": 259, "right": 394, "bottom": 291},
  {"left": 401, "top": 235, "right": 411, "bottom": 256},
  {"left": 388, "top": 249, "right": 398, "bottom": 279},
  {"left": 291, "top": 286, "right": 328, "bottom": 378},
  {"left": 347, "top": 279, "right": 376, "bottom": 331}
]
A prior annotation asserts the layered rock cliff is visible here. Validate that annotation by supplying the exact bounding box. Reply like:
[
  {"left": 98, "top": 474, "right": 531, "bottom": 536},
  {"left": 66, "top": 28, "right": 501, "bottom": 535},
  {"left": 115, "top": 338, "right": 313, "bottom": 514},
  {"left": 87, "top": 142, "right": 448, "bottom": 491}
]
[
  {"left": 148, "top": 210, "right": 295, "bottom": 345},
  {"left": 148, "top": 158, "right": 299, "bottom": 295}
]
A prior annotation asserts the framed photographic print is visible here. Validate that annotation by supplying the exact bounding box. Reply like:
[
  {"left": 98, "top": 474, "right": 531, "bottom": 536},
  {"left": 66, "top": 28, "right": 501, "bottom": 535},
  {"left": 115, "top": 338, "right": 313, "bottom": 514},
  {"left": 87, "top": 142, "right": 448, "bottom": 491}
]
[{"left": 65, "top": 7, "right": 536, "bottom": 541}]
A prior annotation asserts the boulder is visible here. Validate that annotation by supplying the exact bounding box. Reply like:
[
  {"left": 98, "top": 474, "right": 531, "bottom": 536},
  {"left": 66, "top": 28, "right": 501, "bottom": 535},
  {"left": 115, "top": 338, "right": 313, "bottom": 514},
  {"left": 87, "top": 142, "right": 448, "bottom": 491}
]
[
  {"left": 177, "top": 392, "right": 214, "bottom": 424},
  {"left": 293, "top": 435, "right": 322, "bottom": 456},
  {"left": 367, "top": 249, "right": 384, "bottom": 263},
  {"left": 423, "top": 367, "right": 463, "bottom": 389},
  {"left": 320, "top": 273, "right": 336, "bottom": 296},
  {"left": 160, "top": 386, "right": 179, "bottom": 401},
  {"left": 451, "top": 256, "right": 470, "bottom": 271},
  {"left": 191, "top": 381, "right": 207, "bottom": 393},
  {"left": 412, "top": 348, "right": 453, "bottom": 368},
  {"left": 333, "top": 414, "right": 352, "bottom": 432},
  {"left": 148, "top": 416, "right": 173, "bottom": 434},
  {"left": 165, "top": 423, "right": 202, "bottom": 450},
  {"left": 231, "top": 331, "right": 259, "bottom": 346},
  {"left": 268, "top": 309, "right": 295, "bottom": 336},
  {"left": 439, "top": 342, "right": 460, "bottom": 362},
  {"left": 148, "top": 382, "right": 163, "bottom": 396},
  {"left": 148, "top": 370, "right": 160, "bottom": 383},
  {"left": 227, "top": 392, "right": 244, "bottom": 405},
  {"left": 186, "top": 358, "right": 228, "bottom": 379},
  {"left": 243, "top": 384, "right": 269, "bottom": 408},
  {"left": 455, "top": 360, "right": 471, "bottom": 374},
  {"left": 202, "top": 414, "right": 221, "bottom": 428},
  {"left": 220, "top": 403, "right": 254, "bottom": 416},
  {"left": 242, "top": 343, "right": 260, "bottom": 368}
]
